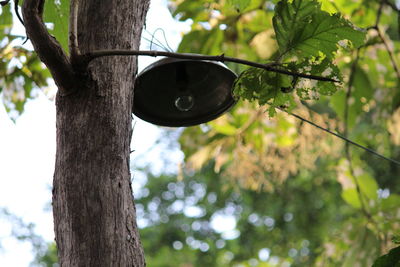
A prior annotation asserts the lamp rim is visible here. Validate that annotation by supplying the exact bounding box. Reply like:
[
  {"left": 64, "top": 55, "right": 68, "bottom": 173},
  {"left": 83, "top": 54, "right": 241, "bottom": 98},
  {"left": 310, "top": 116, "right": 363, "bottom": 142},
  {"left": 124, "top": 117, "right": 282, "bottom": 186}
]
[{"left": 137, "top": 56, "right": 234, "bottom": 77}]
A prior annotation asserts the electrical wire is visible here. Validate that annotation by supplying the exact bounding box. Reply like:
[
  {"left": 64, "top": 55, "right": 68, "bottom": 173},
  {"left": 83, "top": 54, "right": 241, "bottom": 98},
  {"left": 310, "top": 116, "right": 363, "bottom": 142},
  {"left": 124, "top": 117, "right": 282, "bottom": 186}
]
[
  {"left": 141, "top": 36, "right": 171, "bottom": 52},
  {"left": 148, "top": 28, "right": 173, "bottom": 52},
  {"left": 283, "top": 109, "right": 400, "bottom": 166},
  {"left": 142, "top": 29, "right": 173, "bottom": 52}
]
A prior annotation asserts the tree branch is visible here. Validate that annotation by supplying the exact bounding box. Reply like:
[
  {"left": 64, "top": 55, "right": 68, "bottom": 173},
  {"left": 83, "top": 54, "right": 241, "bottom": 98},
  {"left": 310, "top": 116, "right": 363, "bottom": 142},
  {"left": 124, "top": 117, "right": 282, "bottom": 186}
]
[
  {"left": 69, "top": 0, "right": 80, "bottom": 61},
  {"left": 375, "top": 0, "right": 385, "bottom": 27},
  {"left": 80, "top": 50, "right": 341, "bottom": 83},
  {"left": 344, "top": 37, "right": 391, "bottom": 250},
  {"left": 343, "top": 48, "right": 376, "bottom": 228},
  {"left": 376, "top": 29, "right": 400, "bottom": 80},
  {"left": 383, "top": 0, "right": 399, "bottom": 12},
  {"left": 22, "top": 0, "right": 76, "bottom": 94},
  {"left": 343, "top": 48, "right": 360, "bottom": 138},
  {"left": 367, "top": 0, "right": 400, "bottom": 80}
]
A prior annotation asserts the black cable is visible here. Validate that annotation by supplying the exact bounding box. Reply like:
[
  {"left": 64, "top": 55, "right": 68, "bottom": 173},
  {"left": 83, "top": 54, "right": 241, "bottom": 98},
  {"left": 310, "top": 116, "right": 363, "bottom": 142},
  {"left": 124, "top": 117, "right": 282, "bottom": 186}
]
[{"left": 285, "top": 110, "right": 400, "bottom": 166}]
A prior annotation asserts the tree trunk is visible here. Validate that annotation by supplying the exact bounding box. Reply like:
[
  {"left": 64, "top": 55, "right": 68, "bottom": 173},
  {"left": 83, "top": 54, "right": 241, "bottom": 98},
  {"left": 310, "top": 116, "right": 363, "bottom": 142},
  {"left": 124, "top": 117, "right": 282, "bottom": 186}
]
[{"left": 23, "top": 1, "right": 150, "bottom": 266}]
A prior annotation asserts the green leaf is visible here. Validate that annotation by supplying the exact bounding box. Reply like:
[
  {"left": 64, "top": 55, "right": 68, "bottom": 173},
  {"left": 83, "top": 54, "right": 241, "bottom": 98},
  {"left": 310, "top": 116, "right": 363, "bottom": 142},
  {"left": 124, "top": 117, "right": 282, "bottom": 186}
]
[
  {"left": 341, "top": 188, "right": 361, "bottom": 209},
  {"left": 273, "top": 0, "right": 319, "bottom": 54},
  {"left": 330, "top": 65, "right": 374, "bottom": 128},
  {"left": 372, "top": 246, "right": 400, "bottom": 267},
  {"left": 352, "top": 66, "right": 374, "bottom": 100},
  {"left": 172, "top": 0, "right": 209, "bottom": 22},
  {"left": 357, "top": 173, "right": 378, "bottom": 200},
  {"left": 330, "top": 89, "right": 346, "bottom": 120},
  {"left": 234, "top": 67, "right": 296, "bottom": 116},
  {"left": 244, "top": 10, "right": 273, "bottom": 32},
  {"left": 228, "top": 0, "right": 251, "bottom": 12},
  {"left": 44, "top": 0, "right": 70, "bottom": 52},
  {"left": 0, "top": 4, "right": 13, "bottom": 39},
  {"left": 393, "top": 236, "right": 400, "bottom": 245},
  {"left": 233, "top": 68, "right": 267, "bottom": 102},
  {"left": 177, "top": 29, "right": 224, "bottom": 55},
  {"left": 209, "top": 119, "right": 238, "bottom": 136},
  {"left": 290, "top": 57, "right": 341, "bottom": 100},
  {"left": 273, "top": 0, "right": 366, "bottom": 59},
  {"left": 381, "top": 194, "right": 400, "bottom": 212}
]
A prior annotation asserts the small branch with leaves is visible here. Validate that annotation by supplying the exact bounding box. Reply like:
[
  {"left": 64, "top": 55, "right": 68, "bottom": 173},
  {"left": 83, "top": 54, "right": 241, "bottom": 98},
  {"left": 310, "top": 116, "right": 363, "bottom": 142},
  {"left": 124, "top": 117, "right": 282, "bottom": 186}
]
[
  {"left": 79, "top": 50, "right": 340, "bottom": 83},
  {"left": 367, "top": 0, "right": 400, "bottom": 80},
  {"left": 21, "top": 0, "right": 341, "bottom": 96},
  {"left": 343, "top": 47, "right": 385, "bottom": 247},
  {"left": 20, "top": 0, "right": 400, "bottom": 167}
]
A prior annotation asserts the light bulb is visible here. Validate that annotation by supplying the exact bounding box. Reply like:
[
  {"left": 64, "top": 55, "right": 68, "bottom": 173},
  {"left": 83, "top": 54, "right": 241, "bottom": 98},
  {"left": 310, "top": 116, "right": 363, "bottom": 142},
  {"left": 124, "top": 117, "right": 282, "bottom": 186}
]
[{"left": 175, "top": 94, "right": 194, "bottom": 112}]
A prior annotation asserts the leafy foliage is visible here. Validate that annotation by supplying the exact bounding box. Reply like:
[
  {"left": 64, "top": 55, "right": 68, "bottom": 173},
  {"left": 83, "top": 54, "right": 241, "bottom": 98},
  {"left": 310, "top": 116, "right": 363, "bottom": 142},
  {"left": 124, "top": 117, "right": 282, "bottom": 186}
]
[
  {"left": 231, "top": 0, "right": 366, "bottom": 115},
  {"left": 43, "top": 0, "right": 70, "bottom": 52},
  {"left": 372, "top": 246, "right": 400, "bottom": 267},
  {"left": 171, "top": 0, "right": 400, "bottom": 265},
  {"left": 234, "top": 56, "right": 341, "bottom": 115},
  {"left": 0, "top": 0, "right": 69, "bottom": 119},
  {"left": 228, "top": 0, "right": 251, "bottom": 12},
  {"left": 0, "top": 208, "right": 54, "bottom": 266},
  {"left": 0, "top": 0, "right": 399, "bottom": 266},
  {"left": 135, "top": 162, "right": 347, "bottom": 266},
  {"left": 32, "top": 242, "right": 59, "bottom": 267},
  {"left": 233, "top": 68, "right": 294, "bottom": 116},
  {"left": 273, "top": 0, "right": 365, "bottom": 59},
  {"left": 0, "top": 4, "right": 50, "bottom": 119}
]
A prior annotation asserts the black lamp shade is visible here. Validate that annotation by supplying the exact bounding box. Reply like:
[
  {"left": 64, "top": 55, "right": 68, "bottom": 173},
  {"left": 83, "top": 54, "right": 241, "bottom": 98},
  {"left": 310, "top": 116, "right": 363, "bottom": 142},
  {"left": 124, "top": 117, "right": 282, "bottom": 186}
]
[{"left": 133, "top": 58, "right": 237, "bottom": 127}]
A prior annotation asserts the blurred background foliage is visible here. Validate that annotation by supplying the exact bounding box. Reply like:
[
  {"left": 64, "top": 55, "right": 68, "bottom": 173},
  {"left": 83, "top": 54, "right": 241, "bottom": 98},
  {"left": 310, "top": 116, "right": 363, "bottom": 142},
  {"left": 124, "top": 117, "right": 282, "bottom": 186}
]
[
  {"left": 1, "top": 0, "right": 400, "bottom": 266},
  {"left": 0, "top": 3, "right": 50, "bottom": 120}
]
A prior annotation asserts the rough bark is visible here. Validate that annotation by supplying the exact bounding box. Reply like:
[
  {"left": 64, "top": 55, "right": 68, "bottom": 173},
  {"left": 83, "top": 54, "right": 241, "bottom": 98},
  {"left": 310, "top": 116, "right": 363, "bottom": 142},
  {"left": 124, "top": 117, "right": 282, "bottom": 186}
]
[{"left": 23, "top": 0, "right": 150, "bottom": 266}]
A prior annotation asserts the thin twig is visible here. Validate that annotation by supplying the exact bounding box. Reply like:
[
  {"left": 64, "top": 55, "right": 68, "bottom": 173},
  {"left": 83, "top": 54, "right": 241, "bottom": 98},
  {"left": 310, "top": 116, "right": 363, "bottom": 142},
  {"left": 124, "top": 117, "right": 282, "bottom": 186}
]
[
  {"left": 375, "top": 0, "right": 385, "bottom": 26},
  {"left": 383, "top": 0, "right": 399, "bottom": 12},
  {"left": 343, "top": 48, "right": 360, "bottom": 137},
  {"left": 345, "top": 147, "right": 383, "bottom": 248},
  {"left": 368, "top": 0, "right": 400, "bottom": 80},
  {"left": 81, "top": 50, "right": 340, "bottom": 83},
  {"left": 343, "top": 47, "right": 383, "bottom": 248},
  {"left": 237, "top": 108, "right": 264, "bottom": 136},
  {"left": 376, "top": 29, "right": 400, "bottom": 79}
]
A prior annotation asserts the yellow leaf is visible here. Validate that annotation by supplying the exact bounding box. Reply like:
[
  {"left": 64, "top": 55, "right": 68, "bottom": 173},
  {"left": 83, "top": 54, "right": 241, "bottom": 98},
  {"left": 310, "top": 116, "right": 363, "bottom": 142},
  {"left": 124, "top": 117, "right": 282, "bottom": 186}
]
[
  {"left": 250, "top": 29, "right": 278, "bottom": 59},
  {"left": 187, "top": 146, "right": 213, "bottom": 170}
]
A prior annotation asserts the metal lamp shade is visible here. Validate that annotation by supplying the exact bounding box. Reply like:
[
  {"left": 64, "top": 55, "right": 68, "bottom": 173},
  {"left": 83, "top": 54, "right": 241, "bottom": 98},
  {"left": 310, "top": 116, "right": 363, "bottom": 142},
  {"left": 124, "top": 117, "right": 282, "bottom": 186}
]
[{"left": 133, "top": 58, "right": 237, "bottom": 127}]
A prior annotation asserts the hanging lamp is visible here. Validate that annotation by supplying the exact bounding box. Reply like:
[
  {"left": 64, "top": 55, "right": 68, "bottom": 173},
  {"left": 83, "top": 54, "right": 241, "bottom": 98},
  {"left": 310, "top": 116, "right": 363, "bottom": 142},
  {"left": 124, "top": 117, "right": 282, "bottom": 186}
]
[{"left": 133, "top": 57, "right": 237, "bottom": 127}]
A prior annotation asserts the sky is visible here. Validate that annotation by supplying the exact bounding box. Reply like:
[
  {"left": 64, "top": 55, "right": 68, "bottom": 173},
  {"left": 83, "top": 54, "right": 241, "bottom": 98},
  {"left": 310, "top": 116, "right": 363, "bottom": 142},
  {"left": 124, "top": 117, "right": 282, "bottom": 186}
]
[{"left": 0, "top": 1, "right": 189, "bottom": 265}]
